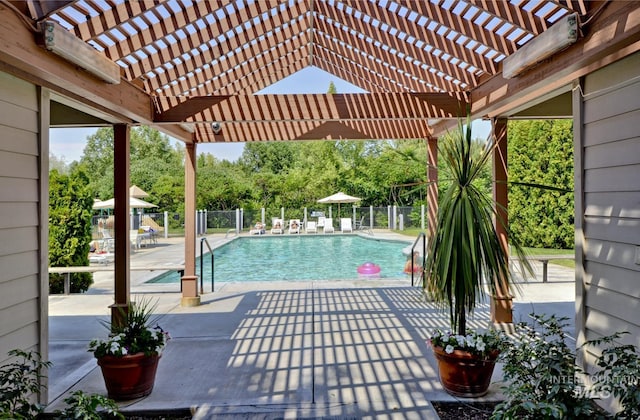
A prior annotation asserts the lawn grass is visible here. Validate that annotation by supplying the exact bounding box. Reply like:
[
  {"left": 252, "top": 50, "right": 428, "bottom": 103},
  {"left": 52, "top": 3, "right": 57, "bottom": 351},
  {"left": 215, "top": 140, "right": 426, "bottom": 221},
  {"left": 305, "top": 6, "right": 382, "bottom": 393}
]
[
  {"left": 523, "top": 247, "right": 575, "bottom": 268},
  {"left": 395, "top": 229, "right": 575, "bottom": 269}
]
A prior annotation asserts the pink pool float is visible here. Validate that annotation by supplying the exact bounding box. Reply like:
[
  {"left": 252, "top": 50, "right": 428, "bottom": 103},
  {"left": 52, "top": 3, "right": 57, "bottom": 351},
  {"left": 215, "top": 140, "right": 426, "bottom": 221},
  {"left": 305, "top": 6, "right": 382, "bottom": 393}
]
[{"left": 357, "top": 262, "right": 381, "bottom": 276}]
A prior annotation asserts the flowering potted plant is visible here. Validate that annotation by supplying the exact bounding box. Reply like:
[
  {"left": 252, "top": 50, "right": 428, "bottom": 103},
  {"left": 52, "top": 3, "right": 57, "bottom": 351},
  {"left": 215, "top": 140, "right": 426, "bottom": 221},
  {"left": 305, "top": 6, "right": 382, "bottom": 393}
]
[
  {"left": 424, "top": 116, "right": 531, "bottom": 397},
  {"left": 89, "top": 297, "right": 169, "bottom": 401}
]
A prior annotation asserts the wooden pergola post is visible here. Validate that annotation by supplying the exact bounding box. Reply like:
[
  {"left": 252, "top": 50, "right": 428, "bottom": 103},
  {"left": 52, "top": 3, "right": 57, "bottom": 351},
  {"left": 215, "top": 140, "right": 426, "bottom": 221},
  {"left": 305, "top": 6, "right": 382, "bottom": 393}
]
[
  {"left": 111, "top": 124, "right": 130, "bottom": 328},
  {"left": 181, "top": 142, "right": 200, "bottom": 307},
  {"left": 491, "top": 117, "right": 512, "bottom": 324}
]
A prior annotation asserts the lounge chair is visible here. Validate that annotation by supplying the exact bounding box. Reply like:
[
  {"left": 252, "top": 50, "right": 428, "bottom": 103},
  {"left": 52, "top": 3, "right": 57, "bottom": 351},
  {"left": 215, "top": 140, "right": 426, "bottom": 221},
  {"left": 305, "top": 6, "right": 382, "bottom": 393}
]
[
  {"left": 89, "top": 252, "right": 114, "bottom": 264},
  {"left": 323, "top": 217, "right": 334, "bottom": 233},
  {"left": 250, "top": 222, "right": 266, "bottom": 235},
  {"left": 288, "top": 219, "right": 301, "bottom": 234},
  {"left": 317, "top": 216, "right": 326, "bottom": 229},
  {"left": 271, "top": 218, "right": 284, "bottom": 234},
  {"left": 340, "top": 218, "right": 353, "bottom": 233},
  {"left": 306, "top": 221, "right": 317, "bottom": 234}
]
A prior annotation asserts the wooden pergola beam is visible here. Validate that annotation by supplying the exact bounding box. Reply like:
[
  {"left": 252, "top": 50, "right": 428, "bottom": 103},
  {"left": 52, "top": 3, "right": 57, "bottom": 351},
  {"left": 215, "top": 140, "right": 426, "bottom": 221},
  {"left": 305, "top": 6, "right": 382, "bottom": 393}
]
[
  {"left": 431, "top": 0, "right": 640, "bottom": 136},
  {"left": 154, "top": 93, "right": 467, "bottom": 123},
  {"left": 314, "top": 1, "right": 473, "bottom": 91},
  {"left": 190, "top": 118, "right": 434, "bottom": 143},
  {"left": 144, "top": 2, "right": 310, "bottom": 96},
  {"left": 0, "top": 8, "right": 151, "bottom": 124}
]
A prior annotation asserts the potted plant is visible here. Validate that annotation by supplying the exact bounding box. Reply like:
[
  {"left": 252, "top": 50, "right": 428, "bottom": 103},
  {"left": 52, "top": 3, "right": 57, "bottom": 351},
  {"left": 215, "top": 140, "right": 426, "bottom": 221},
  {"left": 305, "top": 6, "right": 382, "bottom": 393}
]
[
  {"left": 424, "top": 116, "right": 532, "bottom": 397},
  {"left": 88, "top": 297, "right": 169, "bottom": 401}
]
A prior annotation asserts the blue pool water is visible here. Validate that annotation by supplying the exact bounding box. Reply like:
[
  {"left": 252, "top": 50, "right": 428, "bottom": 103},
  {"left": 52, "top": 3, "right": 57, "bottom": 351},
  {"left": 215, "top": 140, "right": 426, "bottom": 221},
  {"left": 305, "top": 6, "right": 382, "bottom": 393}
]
[{"left": 150, "top": 235, "right": 410, "bottom": 283}]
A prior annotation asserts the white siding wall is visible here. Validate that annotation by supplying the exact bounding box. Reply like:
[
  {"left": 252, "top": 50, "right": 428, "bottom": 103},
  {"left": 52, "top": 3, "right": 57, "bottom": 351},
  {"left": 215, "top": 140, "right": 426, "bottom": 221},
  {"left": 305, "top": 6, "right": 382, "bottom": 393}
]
[
  {"left": 0, "top": 72, "right": 45, "bottom": 363},
  {"left": 575, "top": 52, "right": 640, "bottom": 385}
]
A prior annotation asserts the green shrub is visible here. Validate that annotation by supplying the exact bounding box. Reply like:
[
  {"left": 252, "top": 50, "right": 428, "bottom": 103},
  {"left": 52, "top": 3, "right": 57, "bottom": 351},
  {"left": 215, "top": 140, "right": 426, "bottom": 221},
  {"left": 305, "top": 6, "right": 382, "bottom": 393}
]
[
  {"left": 55, "top": 390, "right": 123, "bottom": 419},
  {"left": 0, "top": 349, "right": 51, "bottom": 418},
  {"left": 49, "top": 168, "right": 94, "bottom": 293},
  {"left": 492, "top": 314, "right": 598, "bottom": 419},
  {"left": 493, "top": 314, "right": 640, "bottom": 419},
  {"left": 586, "top": 333, "right": 640, "bottom": 419}
]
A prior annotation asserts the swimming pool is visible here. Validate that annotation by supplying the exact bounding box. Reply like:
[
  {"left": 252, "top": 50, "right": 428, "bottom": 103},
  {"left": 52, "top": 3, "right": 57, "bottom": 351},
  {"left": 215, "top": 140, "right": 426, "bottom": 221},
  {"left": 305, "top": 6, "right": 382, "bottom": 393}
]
[{"left": 149, "top": 235, "right": 411, "bottom": 283}]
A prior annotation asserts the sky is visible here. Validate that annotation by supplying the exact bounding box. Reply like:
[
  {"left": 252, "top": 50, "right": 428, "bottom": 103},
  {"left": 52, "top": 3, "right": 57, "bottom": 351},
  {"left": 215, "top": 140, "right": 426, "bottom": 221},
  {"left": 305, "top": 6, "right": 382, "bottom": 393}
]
[{"left": 49, "top": 66, "right": 491, "bottom": 163}]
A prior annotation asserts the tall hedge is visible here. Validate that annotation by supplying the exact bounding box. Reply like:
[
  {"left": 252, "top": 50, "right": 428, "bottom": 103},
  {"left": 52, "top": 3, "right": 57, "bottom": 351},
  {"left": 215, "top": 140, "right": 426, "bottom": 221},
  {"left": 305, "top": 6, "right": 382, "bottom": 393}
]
[
  {"left": 508, "top": 120, "right": 574, "bottom": 249},
  {"left": 48, "top": 168, "right": 94, "bottom": 293}
]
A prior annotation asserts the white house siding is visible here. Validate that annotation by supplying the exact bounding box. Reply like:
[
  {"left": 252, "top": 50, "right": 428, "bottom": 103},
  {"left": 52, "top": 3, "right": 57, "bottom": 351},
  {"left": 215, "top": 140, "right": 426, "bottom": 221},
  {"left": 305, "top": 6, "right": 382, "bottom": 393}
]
[
  {"left": 0, "top": 71, "right": 47, "bottom": 371},
  {"left": 575, "top": 52, "right": 640, "bottom": 389}
]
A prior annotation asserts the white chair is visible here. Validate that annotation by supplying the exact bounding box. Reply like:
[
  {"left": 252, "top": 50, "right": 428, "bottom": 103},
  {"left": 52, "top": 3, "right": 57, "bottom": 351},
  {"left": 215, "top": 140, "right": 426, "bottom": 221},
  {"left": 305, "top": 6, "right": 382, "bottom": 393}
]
[
  {"left": 100, "top": 230, "right": 115, "bottom": 252},
  {"left": 271, "top": 218, "right": 284, "bottom": 234},
  {"left": 323, "top": 218, "right": 334, "bottom": 233},
  {"left": 317, "top": 216, "right": 326, "bottom": 229},
  {"left": 249, "top": 222, "right": 266, "bottom": 235},
  {"left": 340, "top": 218, "right": 353, "bottom": 233},
  {"left": 288, "top": 219, "right": 301, "bottom": 234},
  {"left": 306, "top": 221, "right": 317, "bottom": 234}
]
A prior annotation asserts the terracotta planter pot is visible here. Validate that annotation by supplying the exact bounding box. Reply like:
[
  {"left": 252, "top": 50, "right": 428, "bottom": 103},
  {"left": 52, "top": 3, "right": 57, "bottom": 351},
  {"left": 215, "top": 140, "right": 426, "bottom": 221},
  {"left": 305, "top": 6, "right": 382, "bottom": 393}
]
[
  {"left": 97, "top": 352, "right": 161, "bottom": 400},
  {"left": 432, "top": 345, "right": 499, "bottom": 397}
]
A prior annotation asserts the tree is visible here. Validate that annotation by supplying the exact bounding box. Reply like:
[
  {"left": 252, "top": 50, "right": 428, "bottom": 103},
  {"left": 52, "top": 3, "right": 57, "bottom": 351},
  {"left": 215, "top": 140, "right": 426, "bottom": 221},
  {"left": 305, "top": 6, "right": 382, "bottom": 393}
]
[
  {"left": 80, "top": 127, "right": 115, "bottom": 199},
  {"left": 80, "top": 126, "right": 184, "bottom": 211},
  {"left": 197, "top": 153, "right": 254, "bottom": 210},
  {"left": 48, "top": 167, "right": 94, "bottom": 293},
  {"left": 49, "top": 152, "right": 69, "bottom": 174},
  {"left": 508, "top": 120, "right": 574, "bottom": 249}
]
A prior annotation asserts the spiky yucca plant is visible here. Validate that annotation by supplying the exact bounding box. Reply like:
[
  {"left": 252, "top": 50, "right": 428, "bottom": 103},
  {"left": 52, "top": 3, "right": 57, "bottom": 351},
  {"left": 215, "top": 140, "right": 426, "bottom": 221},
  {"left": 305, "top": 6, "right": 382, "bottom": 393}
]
[{"left": 425, "top": 117, "right": 532, "bottom": 336}]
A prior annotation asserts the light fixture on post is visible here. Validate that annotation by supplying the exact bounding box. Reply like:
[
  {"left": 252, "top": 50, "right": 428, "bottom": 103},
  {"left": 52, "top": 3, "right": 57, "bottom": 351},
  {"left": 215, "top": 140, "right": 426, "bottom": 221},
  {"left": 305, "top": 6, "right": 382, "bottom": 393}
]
[
  {"left": 38, "top": 21, "right": 121, "bottom": 84},
  {"left": 502, "top": 13, "right": 579, "bottom": 79}
]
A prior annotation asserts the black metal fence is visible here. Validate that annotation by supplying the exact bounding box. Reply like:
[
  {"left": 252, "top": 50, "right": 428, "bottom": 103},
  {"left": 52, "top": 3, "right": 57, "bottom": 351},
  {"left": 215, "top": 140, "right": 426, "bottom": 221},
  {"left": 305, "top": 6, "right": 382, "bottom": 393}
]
[{"left": 91, "top": 205, "right": 428, "bottom": 237}]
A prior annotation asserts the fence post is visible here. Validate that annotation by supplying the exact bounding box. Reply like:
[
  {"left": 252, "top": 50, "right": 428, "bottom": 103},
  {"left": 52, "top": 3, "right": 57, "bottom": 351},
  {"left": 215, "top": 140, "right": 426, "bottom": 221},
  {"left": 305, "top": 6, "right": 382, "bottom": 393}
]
[
  {"left": 369, "top": 206, "right": 373, "bottom": 229},
  {"left": 421, "top": 204, "right": 425, "bottom": 230},
  {"left": 399, "top": 214, "right": 404, "bottom": 230},
  {"left": 240, "top": 208, "right": 244, "bottom": 231},
  {"left": 235, "top": 208, "right": 240, "bottom": 233},
  {"left": 164, "top": 211, "right": 169, "bottom": 238},
  {"left": 204, "top": 209, "right": 208, "bottom": 234},
  {"left": 393, "top": 205, "right": 398, "bottom": 230},
  {"left": 387, "top": 206, "right": 391, "bottom": 229},
  {"left": 352, "top": 205, "right": 356, "bottom": 224},
  {"left": 261, "top": 207, "right": 265, "bottom": 225},
  {"left": 281, "top": 207, "right": 284, "bottom": 222}
]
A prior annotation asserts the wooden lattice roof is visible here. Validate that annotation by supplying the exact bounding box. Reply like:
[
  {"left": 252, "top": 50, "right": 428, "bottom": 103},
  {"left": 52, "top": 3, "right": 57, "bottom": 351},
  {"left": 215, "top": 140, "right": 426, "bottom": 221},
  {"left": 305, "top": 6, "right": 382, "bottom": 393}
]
[{"left": 4, "top": 0, "right": 638, "bottom": 143}]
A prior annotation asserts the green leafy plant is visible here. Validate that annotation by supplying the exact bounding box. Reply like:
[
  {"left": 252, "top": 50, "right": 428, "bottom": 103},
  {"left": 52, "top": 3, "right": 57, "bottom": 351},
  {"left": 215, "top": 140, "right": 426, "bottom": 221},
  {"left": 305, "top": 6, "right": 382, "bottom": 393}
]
[
  {"left": 48, "top": 168, "right": 95, "bottom": 293},
  {"left": 492, "top": 314, "right": 600, "bottom": 419},
  {"left": 88, "top": 297, "right": 169, "bottom": 358},
  {"left": 424, "top": 116, "right": 532, "bottom": 336},
  {"left": 55, "top": 390, "right": 124, "bottom": 419},
  {"left": 0, "top": 349, "right": 51, "bottom": 419},
  {"left": 586, "top": 333, "right": 640, "bottom": 419}
]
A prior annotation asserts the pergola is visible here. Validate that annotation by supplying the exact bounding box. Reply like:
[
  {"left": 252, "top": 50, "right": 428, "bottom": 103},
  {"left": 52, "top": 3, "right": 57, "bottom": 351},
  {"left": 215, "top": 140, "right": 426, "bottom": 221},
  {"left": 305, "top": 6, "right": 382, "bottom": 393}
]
[{"left": 1, "top": 0, "right": 638, "bottom": 317}]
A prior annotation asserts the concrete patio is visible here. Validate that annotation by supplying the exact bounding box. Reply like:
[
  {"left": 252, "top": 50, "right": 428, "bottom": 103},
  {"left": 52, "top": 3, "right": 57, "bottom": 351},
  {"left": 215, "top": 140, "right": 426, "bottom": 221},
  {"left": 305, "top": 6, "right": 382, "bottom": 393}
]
[{"left": 45, "top": 232, "right": 575, "bottom": 419}]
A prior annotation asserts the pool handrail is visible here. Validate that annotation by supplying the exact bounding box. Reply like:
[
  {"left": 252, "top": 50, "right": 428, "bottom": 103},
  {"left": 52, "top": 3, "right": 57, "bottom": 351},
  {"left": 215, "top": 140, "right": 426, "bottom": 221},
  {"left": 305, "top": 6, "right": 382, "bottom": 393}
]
[
  {"left": 200, "top": 237, "right": 214, "bottom": 293},
  {"left": 410, "top": 232, "right": 427, "bottom": 287}
]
